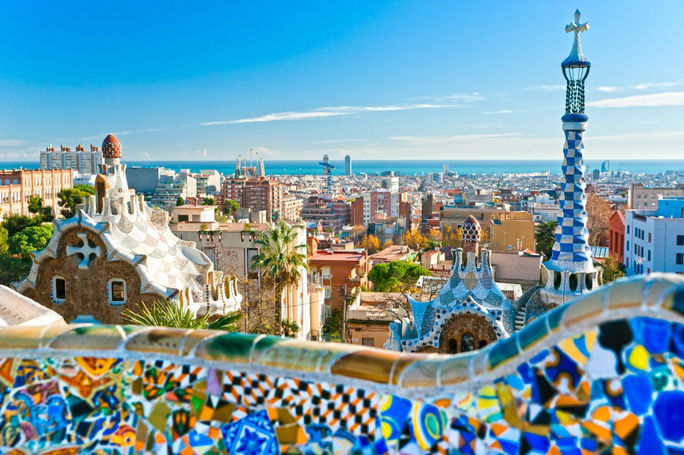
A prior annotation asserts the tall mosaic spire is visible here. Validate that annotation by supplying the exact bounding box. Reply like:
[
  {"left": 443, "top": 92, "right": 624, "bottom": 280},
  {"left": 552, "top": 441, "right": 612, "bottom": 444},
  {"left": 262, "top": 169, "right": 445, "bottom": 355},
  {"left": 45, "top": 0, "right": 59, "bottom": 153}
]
[{"left": 541, "top": 10, "right": 601, "bottom": 304}]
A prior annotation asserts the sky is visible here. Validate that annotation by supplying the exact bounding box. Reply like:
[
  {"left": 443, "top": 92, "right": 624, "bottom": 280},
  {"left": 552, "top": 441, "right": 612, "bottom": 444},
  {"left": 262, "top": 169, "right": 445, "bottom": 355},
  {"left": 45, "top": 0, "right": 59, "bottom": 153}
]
[{"left": 1, "top": 1, "right": 683, "bottom": 162}]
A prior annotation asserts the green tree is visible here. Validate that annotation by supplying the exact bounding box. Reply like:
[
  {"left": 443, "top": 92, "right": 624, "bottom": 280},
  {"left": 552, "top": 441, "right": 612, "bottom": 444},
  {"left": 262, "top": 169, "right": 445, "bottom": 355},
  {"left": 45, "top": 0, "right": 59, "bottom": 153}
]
[
  {"left": 602, "top": 256, "right": 626, "bottom": 283},
  {"left": 28, "top": 195, "right": 54, "bottom": 222},
  {"left": 323, "top": 310, "right": 343, "bottom": 341},
  {"left": 74, "top": 184, "right": 96, "bottom": 196},
  {"left": 536, "top": 221, "right": 557, "bottom": 259},
  {"left": 281, "top": 319, "right": 300, "bottom": 337},
  {"left": 225, "top": 199, "right": 240, "bottom": 216},
  {"left": 58, "top": 188, "right": 87, "bottom": 219},
  {"left": 0, "top": 222, "right": 54, "bottom": 285},
  {"left": 0, "top": 225, "right": 8, "bottom": 256},
  {"left": 9, "top": 224, "right": 53, "bottom": 258},
  {"left": 122, "top": 300, "right": 241, "bottom": 331},
  {"left": 176, "top": 196, "right": 185, "bottom": 206},
  {"left": 368, "top": 260, "right": 432, "bottom": 292},
  {"left": 250, "top": 221, "right": 308, "bottom": 330},
  {"left": 3, "top": 215, "right": 39, "bottom": 237},
  {"left": 203, "top": 197, "right": 216, "bottom": 206}
]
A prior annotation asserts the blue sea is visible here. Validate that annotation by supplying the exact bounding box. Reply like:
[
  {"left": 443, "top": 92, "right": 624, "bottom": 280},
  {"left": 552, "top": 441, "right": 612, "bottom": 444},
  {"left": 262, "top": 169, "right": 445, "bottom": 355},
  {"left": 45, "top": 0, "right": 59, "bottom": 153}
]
[{"left": 4, "top": 160, "right": 684, "bottom": 176}]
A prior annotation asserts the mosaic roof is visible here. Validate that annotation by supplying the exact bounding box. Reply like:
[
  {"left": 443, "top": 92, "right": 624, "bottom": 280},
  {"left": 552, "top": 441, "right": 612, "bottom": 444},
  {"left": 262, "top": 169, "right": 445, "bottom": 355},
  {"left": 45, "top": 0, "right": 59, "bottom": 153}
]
[{"left": 102, "top": 133, "right": 122, "bottom": 159}]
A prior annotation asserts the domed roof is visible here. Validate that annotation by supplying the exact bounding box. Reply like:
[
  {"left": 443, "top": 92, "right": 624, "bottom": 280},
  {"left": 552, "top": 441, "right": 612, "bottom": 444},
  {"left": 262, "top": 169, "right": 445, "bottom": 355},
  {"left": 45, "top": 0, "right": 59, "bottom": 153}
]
[{"left": 102, "top": 134, "right": 122, "bottom": 159}]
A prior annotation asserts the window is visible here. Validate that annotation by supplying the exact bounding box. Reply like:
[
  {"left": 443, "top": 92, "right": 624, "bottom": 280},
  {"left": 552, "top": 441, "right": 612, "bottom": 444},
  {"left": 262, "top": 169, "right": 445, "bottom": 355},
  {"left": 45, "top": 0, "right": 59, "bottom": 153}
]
[
  {"left": 648, "top": 250, "right": 651, "bottom": 261},
  {"left": 361, "top": 337, "right": 374, "bottom": 347},
  {"left": 108, "top": 279, "right": 126, "bottom": 304},
  {"left": 461, "top": 333, "right": 475, "bottom": 352},
  {"left": 627, "top": 226, "right": 630, "bottom": 234},
  {"left": 677, "top": 253, "right": 684, "bottom": 265},
  {"left": 52, "top": 277, "right": 66, "bottom": 303},
  {"left": 648, "top": 233, "right": 652, "bottom": 243},
  {"left": 678, "top": 235, "right": 684, "bottom": 246},
  {"left": 626, "top": 241, "right": 630, "bottom": 251}
]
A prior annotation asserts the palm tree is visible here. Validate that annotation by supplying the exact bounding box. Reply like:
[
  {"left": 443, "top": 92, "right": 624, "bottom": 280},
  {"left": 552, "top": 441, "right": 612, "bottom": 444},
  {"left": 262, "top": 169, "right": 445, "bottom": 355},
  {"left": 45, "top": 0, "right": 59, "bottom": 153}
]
[
  {"left": 250, "top": 221, "right": 308, "bottom": 329},
  {"left": 122, "top": 300, "right": 241, "bottom": 331}
]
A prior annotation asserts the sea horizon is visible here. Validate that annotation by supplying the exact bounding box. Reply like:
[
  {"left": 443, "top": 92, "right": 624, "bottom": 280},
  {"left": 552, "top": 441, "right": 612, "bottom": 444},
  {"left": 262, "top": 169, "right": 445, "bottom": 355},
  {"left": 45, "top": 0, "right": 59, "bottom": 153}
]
[{"left": 3, "top": 158, "right": 683, "bottom": 177}]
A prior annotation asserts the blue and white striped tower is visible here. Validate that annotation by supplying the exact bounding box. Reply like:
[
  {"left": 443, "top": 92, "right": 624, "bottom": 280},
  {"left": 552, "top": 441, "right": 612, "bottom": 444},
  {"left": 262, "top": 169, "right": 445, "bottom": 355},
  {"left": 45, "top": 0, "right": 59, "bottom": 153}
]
[{"left": 541, "top": 10, "right": 602, "bottom": 304}]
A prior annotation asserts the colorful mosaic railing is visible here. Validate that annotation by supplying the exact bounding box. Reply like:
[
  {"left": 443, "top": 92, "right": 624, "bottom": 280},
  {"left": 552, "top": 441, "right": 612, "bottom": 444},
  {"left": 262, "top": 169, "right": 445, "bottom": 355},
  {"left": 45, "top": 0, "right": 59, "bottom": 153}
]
[{"left": 1, "top": 274, "right": 683, "bottom": 454}]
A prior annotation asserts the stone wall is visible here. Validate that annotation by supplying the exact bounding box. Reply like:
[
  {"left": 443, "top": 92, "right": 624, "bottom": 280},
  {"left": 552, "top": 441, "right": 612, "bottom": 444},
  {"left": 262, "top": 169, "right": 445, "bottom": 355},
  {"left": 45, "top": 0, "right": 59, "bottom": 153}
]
[
  {"left": 21, "top": 227, "right": 164, "bottom": 323},
  {"left": 0, "top": 274, "right": 683, "bottom": 453}
]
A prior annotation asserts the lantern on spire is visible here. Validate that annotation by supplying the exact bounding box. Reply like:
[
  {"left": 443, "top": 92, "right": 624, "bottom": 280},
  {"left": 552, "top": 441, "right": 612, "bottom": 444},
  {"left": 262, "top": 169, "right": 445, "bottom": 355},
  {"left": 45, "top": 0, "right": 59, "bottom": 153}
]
[{"left": 562, "top": 9, "right": 591, "bottom": 114}]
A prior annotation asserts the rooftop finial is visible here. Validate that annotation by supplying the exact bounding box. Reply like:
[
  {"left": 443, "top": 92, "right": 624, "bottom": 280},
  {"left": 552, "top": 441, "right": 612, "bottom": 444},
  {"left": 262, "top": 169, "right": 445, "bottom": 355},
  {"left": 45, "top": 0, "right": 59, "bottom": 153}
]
[{"left": 563, "top": 9, "right": 590, "bottom": 68}]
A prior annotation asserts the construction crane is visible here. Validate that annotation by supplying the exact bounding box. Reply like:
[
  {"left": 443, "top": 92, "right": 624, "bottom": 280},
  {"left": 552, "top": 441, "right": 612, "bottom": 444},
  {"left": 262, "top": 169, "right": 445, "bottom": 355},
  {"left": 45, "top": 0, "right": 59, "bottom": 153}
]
[{"left": 319, "top": 154, "right": 334, "bottom": 194}]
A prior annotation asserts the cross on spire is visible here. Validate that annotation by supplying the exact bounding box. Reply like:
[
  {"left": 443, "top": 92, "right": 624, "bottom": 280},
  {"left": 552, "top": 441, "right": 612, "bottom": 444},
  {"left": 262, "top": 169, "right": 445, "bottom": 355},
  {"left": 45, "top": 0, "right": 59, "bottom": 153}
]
[{"left": 565, "top": 9, "right": 590, "bottom": 64}]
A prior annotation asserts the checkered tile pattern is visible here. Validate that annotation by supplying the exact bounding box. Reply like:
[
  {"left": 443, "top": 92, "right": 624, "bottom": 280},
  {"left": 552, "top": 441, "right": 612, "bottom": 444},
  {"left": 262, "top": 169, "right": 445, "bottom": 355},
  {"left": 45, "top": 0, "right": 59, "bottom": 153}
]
[{"left": 550, "top": 129, "right": 592, "bottom": 265}]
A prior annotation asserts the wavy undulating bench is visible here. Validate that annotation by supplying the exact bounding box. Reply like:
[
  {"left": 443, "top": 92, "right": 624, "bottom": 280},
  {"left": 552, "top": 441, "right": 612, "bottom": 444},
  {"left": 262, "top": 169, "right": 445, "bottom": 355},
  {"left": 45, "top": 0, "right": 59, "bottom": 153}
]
[{"left": 0, "top": 274, "right": 683, "bottom": 454}]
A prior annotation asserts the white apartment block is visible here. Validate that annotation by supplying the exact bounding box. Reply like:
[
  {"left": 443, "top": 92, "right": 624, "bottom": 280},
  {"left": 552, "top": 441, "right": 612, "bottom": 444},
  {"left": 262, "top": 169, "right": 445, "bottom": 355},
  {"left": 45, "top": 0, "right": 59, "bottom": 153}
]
[
  {"left": 624, "top": 198, "right": 684, "bottom": 276},
  {"left": 40, "top": 145, "right": 103, "bottom": 175}
]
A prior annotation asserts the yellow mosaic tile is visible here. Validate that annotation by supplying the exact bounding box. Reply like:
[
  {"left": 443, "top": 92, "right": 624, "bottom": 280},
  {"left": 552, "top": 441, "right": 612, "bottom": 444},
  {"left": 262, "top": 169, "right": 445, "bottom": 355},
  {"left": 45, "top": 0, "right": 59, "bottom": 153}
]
[
  {"left": 560, "top": 290, "right": 604, "bottom": 327},
  {"left": 330, "top": 349, "right": 400, "bottom": 384},
  {"left": 394, "top": 354, "right": 441, "bottom": 388},
  {"left": 0, "top": 325, "right": 47, "bottom": 350},
  {"left": 605, "top": 279, "right": 644, "bottom": 311},
  {"left": 125, "top": 327, "right": 188, "bottom": 355},
  {"left": 48, "top": 325, "right": 126, "bottom": 351}
]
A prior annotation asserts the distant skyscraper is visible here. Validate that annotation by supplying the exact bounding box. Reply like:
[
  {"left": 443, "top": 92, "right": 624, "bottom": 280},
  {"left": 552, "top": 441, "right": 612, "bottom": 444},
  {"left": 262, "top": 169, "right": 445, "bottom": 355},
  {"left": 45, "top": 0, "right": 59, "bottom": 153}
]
[
  {"left": 601, "top": 160, "right": 610, "bottom": 172},
  {"left": 345, "top": 155, "right": 352, "bottom": 176},
  {"left": 319, "top": 154, "right": 334, "bottom": 194},
  {"left": 443, "top": 163, "right": 449, "bottom": 176}
]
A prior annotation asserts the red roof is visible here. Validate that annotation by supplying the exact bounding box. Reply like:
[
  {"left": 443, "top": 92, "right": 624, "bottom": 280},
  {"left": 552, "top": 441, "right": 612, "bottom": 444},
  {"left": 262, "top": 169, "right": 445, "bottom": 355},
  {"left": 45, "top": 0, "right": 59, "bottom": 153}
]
[{"left": 309, "top": 250, "right": 366, "bottom": 264}]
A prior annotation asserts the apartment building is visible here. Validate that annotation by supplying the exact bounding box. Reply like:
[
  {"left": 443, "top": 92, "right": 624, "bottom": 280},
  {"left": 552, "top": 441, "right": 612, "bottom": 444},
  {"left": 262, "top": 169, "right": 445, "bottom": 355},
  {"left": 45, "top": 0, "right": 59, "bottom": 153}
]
[
  {"left": 0, "top": 169, "right": 72, "bottom": 220},
  {"left": 40, "top": 144, "right": 103, "bottom": 175},
  {"left": 624, "top": 198, "right": 684, "bottom": 275}
]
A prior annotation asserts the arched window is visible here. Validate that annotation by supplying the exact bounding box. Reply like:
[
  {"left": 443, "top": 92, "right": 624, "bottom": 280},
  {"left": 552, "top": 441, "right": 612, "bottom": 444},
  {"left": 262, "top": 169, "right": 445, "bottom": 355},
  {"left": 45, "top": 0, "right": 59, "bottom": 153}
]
[
  {"left": 461, "top": 333, "right": 475, "bottom": 352},
  {"left": 448, "top": 338, "right": 458, "bottom": 354},
  {"left": 585, "top": 273, "right": 593, "bottom": 290}
]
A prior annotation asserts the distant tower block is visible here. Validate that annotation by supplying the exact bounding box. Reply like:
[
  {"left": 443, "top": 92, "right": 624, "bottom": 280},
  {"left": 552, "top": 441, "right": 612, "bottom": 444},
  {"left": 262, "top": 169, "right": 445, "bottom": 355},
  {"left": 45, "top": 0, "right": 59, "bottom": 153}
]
[
  {"left": 345, "top": 155, "right": 352, "bottom": 176},
  {"left": 541, "top": 9, "right": 601, "bottom": 304},
  {"left": 319, "top": 154, "right": 335, "bottom": 194}
]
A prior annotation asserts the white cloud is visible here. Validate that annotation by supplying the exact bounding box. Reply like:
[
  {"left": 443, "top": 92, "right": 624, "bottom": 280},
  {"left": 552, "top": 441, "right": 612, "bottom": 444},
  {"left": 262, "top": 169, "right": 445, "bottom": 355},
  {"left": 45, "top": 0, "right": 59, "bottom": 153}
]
[
  {"left": 525, "top": 84, "right": 565, "bottom": 91},
  {"left": 483, "top": 109, "right": 514, "bottom": 115},
  {"left": 589, "top": 130, "right": 684, "bottom": 141},
  {"left": 202, "top": 100, "right": 477, "bottom": 126},
  {"left": 598, "top": 82, "right": 680, "bottom": 93},
  {"left": 312, "top": 138, "right": 367, "bottom": 144},
  {"left": 589, "top": 91, "right": 684, "bottom": 108},
  {"left": 388, "top": 132, "right": 523, "bottom": 146},
  {"left": 413, "top": 92, "right": 485, "bottom": 103},
  {"left": 0, "top": 139, "right": 26, "bottom": 147}
]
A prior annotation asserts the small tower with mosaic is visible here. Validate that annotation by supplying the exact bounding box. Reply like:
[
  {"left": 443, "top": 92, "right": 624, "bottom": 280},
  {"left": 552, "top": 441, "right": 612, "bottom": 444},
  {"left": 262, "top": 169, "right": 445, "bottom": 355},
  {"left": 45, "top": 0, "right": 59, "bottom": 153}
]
[{"left": 540, "top": 9, "right": 602, "bottom": 304}]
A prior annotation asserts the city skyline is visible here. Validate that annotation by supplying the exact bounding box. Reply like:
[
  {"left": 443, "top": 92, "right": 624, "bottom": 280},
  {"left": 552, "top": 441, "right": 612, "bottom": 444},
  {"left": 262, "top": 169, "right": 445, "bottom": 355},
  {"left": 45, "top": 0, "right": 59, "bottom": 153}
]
[{"left": 2, "top": 1, "right": 684, "bottom": 162}]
